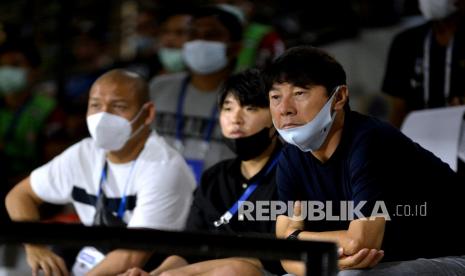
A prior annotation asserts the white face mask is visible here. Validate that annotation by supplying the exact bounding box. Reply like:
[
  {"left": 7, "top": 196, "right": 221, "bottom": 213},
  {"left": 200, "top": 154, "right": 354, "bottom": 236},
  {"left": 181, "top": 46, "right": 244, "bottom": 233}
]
[
  {"left": 0, "top": 66, "right": 28, "bottom": 95},
  {"left": 158, "top": 47, "right": 185, "bottom": 73},
  {"left": 182, "top": 40, "right": 228, "bottom": 74},
  {"left": 275, "top": 88, "right": 339, "bottom": 152},
  {"left": 418, "top": 0, "right": 457, "bottom": 20},
  {"left": 86, "top": 107, "right": 146, "bottom": 151}
]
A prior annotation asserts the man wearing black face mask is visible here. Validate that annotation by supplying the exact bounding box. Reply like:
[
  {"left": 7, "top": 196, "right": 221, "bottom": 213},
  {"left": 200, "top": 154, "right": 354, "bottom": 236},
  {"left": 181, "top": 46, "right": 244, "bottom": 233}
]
[
  {"left": 222, "top": 126, "right": 275, "bottom": 161},
  {"left": 120, "top": 69, "right": 286, "bottom": 276}
]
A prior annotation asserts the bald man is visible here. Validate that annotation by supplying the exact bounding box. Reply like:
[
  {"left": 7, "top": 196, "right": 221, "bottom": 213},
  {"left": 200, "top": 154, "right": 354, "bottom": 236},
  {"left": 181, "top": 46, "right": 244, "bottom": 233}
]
[{"left": 5, "top": 69, "right": 196, "bottom": 276}]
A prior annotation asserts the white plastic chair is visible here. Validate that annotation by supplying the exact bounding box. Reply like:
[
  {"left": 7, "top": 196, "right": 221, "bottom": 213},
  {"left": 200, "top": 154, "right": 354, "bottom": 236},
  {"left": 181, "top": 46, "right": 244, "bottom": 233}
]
[{"left": 400, "top": 106, "right": 465, "bottom": 172}]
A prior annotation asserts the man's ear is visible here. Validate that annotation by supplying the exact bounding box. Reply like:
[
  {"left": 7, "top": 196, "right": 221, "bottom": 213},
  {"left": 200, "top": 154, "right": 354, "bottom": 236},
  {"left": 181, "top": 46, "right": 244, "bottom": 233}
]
[
  {"left": 333, "top": 85, "right": 349, "bottom": 111},
  {"left": 144, "top": 102, "right": 156, "bottom": 125}
]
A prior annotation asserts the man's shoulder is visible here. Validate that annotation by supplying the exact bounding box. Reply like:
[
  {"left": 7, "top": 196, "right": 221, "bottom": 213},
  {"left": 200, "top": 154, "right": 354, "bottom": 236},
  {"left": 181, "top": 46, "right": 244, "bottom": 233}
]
[
  {"left": 345, "top": 111, "right": 412, "bottom": 160},
  {"left": 22, "top": 93, "right": 57, "bottom": 122},
  {"left": 140, "top": 132, "right": 186, "bottom": 166},
  {"left": 149, "top": 72, "right": 188, "bottom": 90},
  {"left": 31, "top": 93, "right": 57, "bottom": 110},
  {"left": 149, "top": 72, "right": 188, "bottom": 107},
  {"left": 75, "top": 137, "right": 102, "bottom": 153},
  {"left": 58, "top": 137, "right": 99, "bottom": 157},
  {"left": 346, "top": 111, "right": 397, "bottom": 142},
  {"left": 202, "top": 158, "right": 236, "bottom": 180},
  {"left": 392, "top": 22, "right": 430, "bottom": 46}
]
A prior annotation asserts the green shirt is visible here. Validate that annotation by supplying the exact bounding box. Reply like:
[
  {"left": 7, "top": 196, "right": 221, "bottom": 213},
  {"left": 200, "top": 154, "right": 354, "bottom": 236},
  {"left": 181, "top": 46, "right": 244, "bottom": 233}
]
[{"left": 0, "top": 93, "right": 56, "bottom": 180}]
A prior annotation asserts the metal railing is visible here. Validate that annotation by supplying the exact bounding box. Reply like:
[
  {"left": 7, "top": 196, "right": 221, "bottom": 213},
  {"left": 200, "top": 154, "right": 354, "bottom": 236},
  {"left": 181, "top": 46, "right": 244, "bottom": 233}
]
[{"left": 0, "top": 222, "right": 338, "bottom": 276}]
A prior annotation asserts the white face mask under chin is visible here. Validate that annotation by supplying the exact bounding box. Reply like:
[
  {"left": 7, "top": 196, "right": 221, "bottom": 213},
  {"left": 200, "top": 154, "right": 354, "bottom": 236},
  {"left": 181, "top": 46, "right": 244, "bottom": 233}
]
[
  {"left": 275, "top": 88, "right": 339, "bottom": 152},
  {"left": 86, "top": 108, "right": 146, "bottom": 151}
]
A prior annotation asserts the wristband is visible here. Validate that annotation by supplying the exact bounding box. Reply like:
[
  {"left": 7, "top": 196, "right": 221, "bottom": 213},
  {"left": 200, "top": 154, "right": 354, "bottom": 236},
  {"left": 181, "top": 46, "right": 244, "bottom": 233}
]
[{"left": 286, "top": 229, "right": 303, "bottom": 240}]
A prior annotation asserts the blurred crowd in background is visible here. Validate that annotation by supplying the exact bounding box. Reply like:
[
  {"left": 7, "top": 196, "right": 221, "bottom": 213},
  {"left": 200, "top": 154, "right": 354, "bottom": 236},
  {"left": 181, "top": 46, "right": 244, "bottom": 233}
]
[{"left": 0, "top": 0, "right": 438, "bottom": 219}]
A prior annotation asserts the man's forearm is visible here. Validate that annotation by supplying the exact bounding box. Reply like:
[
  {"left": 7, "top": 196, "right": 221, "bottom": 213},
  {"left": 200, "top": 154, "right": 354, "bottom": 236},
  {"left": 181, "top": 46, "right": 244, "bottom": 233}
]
[
  {"left": 149, "top": 255, "right": 188, "bottom": 275},
  {"left": 5, "top": 177, "right": 42, "bottom": 221},
  {"left": 281, "top": 260, "right": 304, "bottom": 276},
  {"left": 156, "top": 257, "right": 262, "bottom": 275},
  {"left": 296, "top": 218, "right": 385, "bottom": 255},
  {"left": 299, "top": 230, "right": 373, "bottom": 256},
  {"left": 87, "top": 249, "right": 152, "bottom": 276},
  {"left": 298, "top": 230, "right": 346, "bottom": 244},
  {"left": 298, "top": 230, "right": 359, "bottom": 254}
]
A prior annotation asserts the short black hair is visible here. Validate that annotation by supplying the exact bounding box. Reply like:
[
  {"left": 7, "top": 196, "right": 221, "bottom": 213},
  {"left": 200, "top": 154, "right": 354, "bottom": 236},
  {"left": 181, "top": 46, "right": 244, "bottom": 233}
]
[
  {"left": 218, "top": 68, "right": 268, "bottom": 108},
  {"left": 0, "top": 39, "right": 41, "bottom": 68},
  {"left": 193, "top": 5, "right": 243, "bottom": 42},
  {"left": 264, "top": 45, "right": 346, "bottom": 95},
  {"left": 157, "top": 5, "right": 194, "bottom": 25}
]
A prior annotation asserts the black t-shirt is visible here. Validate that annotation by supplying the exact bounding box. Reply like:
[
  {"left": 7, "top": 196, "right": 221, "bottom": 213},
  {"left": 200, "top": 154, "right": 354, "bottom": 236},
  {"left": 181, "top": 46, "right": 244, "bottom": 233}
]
[
  {"left": 382, "top": 21, "right": 465, "bottom": 111},
  {"left": 277, "top": 111, "right": 465, "bottom": 262},
  {"left": 185, "top": 143, "right": 285, "bottom": 273}
]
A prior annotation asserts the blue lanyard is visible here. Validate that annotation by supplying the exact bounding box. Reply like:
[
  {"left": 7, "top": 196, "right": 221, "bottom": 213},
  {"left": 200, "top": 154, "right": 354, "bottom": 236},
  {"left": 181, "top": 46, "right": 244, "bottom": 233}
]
[
  {"left": 175, "top": 76, "right": 218, "bottom": 144},
  {"left": 213, "top": 151, "right": 282, "bottom": 227},
  {"left": 98, "top": 160, "right": 136, "bottom": 219}
]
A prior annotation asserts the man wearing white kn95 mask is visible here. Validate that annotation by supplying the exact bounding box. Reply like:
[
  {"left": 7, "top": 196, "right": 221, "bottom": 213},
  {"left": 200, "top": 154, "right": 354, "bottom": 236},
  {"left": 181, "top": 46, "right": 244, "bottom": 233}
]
[
  {"left": 149, "top": 5, "right": 243, "bottom": 184},
  {"left": 382, "top": 0, "right": 465, "bottom": 128},
  {"left": 266, "top": 46, "right": 465, "bottom": 276},
  {"left": 5, "top": 69, "right": 196, "bottom": 276}
]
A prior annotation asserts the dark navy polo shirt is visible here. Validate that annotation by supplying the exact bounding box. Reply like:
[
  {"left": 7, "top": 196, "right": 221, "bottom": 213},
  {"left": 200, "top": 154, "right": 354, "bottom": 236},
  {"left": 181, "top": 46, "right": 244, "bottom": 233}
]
[{"left": 277, "top": 111, "right": 465, "bottom": 261}]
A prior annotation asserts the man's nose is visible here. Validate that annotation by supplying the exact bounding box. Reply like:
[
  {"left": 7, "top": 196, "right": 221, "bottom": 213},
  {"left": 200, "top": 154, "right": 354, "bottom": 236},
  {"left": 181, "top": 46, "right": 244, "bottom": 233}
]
[
  {"left": 231, "top": 109, "right": 244, "bottom": 124},
  {"left": 162, "top": 33, "right": 176, "bottom": 47},
  {"left": 279, "top": 97, "right": 297, "bottom": 117},
  {"left": 101, "top": 104, "right": 111, "bottom": 113}
]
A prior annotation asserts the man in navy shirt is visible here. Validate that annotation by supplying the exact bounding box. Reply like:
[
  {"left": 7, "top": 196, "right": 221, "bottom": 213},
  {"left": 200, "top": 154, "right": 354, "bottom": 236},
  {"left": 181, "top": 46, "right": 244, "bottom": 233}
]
[{"left": 264, "top": 46, "right": 465, "bottom": 275}]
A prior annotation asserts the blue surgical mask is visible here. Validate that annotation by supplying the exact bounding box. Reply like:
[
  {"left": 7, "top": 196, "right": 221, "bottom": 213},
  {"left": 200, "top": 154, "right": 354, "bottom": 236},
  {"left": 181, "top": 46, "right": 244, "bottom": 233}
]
[
  {"left": 0, "top": 66, "right": 28, "bottom": 95},
  {"left": 158, "top": 47, "right": 185, "bottom": 73},
  {"left": 182, "top": 40, "right": 228, "bottom": 74},
  {"left": 275, "top": 87, "right": 340, "bottom": 152}
]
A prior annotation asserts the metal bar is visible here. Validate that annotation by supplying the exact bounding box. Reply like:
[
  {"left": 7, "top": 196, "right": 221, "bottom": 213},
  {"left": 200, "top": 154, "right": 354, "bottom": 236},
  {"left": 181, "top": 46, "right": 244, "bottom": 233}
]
[{"left": 0, "top": 222, "right": 338, "bottom": 276}]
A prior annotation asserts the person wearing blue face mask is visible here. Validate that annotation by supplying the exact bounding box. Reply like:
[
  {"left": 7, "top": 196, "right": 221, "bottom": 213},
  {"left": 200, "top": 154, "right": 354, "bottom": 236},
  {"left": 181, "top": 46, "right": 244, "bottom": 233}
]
[
  {"left": 156, "top": 8, "right": 193, "bottom": 74},
  {"left": 149, "top": 5, "right": 243, "bottom": 184},
  {"left": 266, "top": 46, "right": 465, "bottom": 275},
  {"left": 5, "top": 69, "right": 196, "bottom": 276}
]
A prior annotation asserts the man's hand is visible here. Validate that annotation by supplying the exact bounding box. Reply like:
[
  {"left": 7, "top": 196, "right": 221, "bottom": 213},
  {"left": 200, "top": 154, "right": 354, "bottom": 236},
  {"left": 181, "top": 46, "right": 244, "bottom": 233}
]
[
  {"left": 25, "top": 245, "right": 69, "bottom": 276},
  {"left": 117, "top": 267, "right": 151, "bottom": 276},
  {"left": 449, "top": 96, "right": 465, "bottom": 106},
  {"left": 338, "top": 248, "right": 384, "bottom": 270},
  {"left": 276, "top": 201, "right": 305, "bottom": 239},
  {"left": 277, "top": 201, "right": 385, "bottom": 273}
]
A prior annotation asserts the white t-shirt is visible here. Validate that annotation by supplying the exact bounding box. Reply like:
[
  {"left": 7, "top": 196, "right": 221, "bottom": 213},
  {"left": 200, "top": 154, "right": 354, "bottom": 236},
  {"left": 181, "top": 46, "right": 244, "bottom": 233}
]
[{"left": 30, "top": 131, "right": 196, "bottom": 231}]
